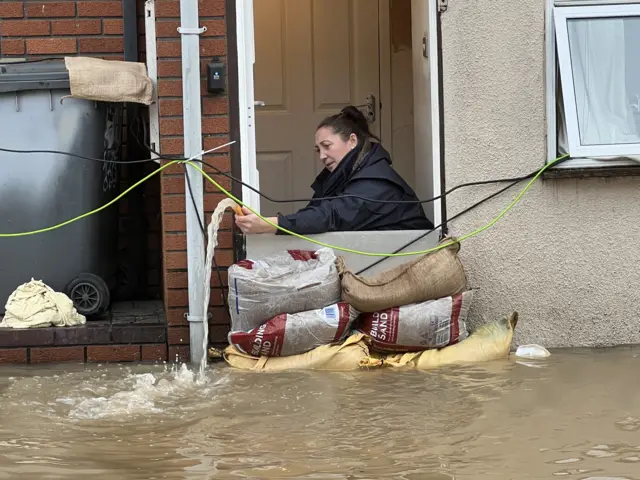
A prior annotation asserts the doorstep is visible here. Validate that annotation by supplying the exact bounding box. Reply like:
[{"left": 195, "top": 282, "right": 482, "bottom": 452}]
[{"left": 0, "top": 300, "right": 168, "bottom": 365}]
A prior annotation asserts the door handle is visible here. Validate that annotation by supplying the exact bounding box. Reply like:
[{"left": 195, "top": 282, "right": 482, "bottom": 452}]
[
  {"left": 254, "top": 100, "right": 265, "bottom": 107},
  {"left": 365, "top": 94, "right": 376, "bottom": 123}
]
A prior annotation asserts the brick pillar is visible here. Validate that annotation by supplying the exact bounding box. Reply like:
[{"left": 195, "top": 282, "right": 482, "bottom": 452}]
[{"left": 155, "top": 0, "right": 235, "bottom": 362}]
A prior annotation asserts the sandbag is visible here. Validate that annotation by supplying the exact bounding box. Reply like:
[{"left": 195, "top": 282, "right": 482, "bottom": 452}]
[
  {"left": 227, "top": 248, "right": 341, "bottom": 332},
  {"left": 362, "top": 312, "right": 518, "bottom": 370},
  {"left": 228, "top": 302, "right": 359, "bottom": 357},
  {"left": 223, "top": 333, "right": 372, "bottom": 372},
  {"left": 340, "top": 237, "right": 467, "bottom": 313},
  {"left": 357, "top": 291, "right": 473, "bottom": 352}
]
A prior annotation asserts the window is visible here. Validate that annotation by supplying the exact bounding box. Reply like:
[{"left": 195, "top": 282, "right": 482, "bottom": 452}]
[{"left": 547, "top": 1, "right": 640, "bottom": 169}]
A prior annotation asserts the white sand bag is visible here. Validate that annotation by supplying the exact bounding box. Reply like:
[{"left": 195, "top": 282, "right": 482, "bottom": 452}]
[
  {"left": 227, "top": 248, "right": 341, "bottom": 332},
  {"left": 1, "top": 279, "right": 86, "bottom": 329},
  {"left": 228, "top": 302, "right": 359, "bottom": 357},
  {"left": 356, "top": 291, "right": 473, "bottom": 352}
]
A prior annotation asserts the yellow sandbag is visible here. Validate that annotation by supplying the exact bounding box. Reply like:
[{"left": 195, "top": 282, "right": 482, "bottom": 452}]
[
  {"left": 223, "top": 333, "right": 374, "bottom": 372},
  {"left": 370, "top": 312, "right": 518, "bottom": 370}
]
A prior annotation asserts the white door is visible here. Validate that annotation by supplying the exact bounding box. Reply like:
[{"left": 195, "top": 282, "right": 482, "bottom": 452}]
[
  {"left": 411, "top": 0, "right": 441, "bottom": 227},
  {"left": 253, "top": 0, "right": 382, "bottom": 217}
]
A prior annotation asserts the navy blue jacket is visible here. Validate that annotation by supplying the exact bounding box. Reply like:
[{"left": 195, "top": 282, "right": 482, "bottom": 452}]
[{"left": 276, "top": 142, "right": 434, "bottom": 235}]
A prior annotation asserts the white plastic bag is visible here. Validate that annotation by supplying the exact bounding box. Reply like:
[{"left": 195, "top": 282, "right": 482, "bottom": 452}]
[
  {"left": 356, "top": 291, "right": 473, "bottom": 352},
  {"left": 227, "top": 248, "right": 341, "bottom": 332},
  {"left": 228, "top": 302, "right": 359, "bottom": 357}
]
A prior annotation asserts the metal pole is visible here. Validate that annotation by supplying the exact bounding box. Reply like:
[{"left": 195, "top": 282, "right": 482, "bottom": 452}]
[{"left": 178, "top": 0, "right": 206, "bottom": 365}]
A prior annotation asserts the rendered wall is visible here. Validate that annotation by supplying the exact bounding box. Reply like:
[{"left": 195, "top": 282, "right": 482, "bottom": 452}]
[{"left": 441, "top": 0, "right": 640, "bottom": 348}]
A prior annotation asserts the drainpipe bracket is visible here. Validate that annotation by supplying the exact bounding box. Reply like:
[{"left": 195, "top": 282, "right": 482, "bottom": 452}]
[
  {"left": 438, "top": 0, "right": 448, "bottom": 13},
  {"left": 184, "top": 312, "right": 213, "bottom": 323},
  {"left": 177, "top": 26, "right": 207, "bottom": 35}
]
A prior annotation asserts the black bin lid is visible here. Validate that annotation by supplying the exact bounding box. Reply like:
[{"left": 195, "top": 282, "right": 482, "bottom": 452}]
[{"left": 0, "top": 59, "right": 70, "bottom": 93}]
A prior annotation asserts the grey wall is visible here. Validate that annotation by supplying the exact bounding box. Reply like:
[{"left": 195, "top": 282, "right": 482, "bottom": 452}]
[{"left": 442, "top": 0, "right": 640, "bottom": 348}]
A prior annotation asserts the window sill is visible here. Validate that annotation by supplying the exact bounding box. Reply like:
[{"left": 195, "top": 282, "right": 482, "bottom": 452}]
[{"left": 544, "top": 157, "right": 640, "bottom": 179}]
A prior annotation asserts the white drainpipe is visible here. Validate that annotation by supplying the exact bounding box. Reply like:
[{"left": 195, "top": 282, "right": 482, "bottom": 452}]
[{"left": 178, "top": 0, "right": 207, "bottom": 365}]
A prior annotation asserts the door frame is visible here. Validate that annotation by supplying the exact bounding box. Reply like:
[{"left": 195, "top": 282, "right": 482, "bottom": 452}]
[{"left": 235, "top": 0, "right": 442, "bottom": 225}]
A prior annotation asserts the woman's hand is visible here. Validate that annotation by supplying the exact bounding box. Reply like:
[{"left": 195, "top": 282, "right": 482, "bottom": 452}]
[{"left": 234, "top": 207, "right": 278, "bottom": 234}]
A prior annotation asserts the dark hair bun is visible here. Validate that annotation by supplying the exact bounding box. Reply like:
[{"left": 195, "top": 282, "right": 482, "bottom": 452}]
[{"left": 340, "top": 105, "right": 367, "bottom": 123}]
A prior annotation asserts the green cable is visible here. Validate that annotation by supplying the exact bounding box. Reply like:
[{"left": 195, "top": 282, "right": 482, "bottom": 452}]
[
  {"left": 0, "top": 155, "right": 567, "bottom": 257},
  {"left": 0, "top": 160, "right": 180, "bottom": 238}
]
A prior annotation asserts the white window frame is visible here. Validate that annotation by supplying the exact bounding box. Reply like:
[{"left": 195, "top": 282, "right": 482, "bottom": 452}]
[{"left": 546, "top": 0, "right": 640, "bottom": 168}]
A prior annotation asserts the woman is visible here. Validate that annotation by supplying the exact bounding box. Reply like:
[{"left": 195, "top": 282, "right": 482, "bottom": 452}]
[{"left": 235, "top": 105, "right": 434, "bottom": 235}]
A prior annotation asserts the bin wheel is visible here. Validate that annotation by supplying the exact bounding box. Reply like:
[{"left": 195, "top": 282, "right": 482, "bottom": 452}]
[{"left": 65, "top": 273, "right": 111, "bottom": 317}]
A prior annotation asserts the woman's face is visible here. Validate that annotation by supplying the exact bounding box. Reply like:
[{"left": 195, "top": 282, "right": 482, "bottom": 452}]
[{"left": 315, "top": 127, "right": 357, "bottom": 172}]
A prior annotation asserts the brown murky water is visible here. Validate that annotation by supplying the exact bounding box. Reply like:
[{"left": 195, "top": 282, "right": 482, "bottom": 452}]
[{"left": 1, "top": 348, "right": 639, "bottom": 480}]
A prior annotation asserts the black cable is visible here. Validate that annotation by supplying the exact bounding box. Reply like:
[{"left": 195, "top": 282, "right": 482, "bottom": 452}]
[
  {"left": 354, "top": 179, "right": 522, "bottom": 275},
  {"left": 0, "top": 142, "right": 567, "bottom": 206}
]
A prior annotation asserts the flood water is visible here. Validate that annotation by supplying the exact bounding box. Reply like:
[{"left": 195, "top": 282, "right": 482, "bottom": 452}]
[{"left": 1, "top": 348, "right": 639, "bottom": 480}]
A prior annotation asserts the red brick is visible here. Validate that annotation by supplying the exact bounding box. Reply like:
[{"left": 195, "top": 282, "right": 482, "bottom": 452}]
[
  {"left": 165, "top": 251, "right": 187, "bottom": 270},
  {"left": 159, "top": 98, "right": 183, "bottom": 117},
  {"left": 161, "top": 193, "right": 227, "bottom": 213},
  {"left": 103, "top": 19, "right": 123, "bottom": 35},
  {"left": 199, "top": 0, "right": 225, "bottom": 16},
  {"left": 166, "top": 308, "right": 188, "bottom": 326},
  {"left": 26, "top": 2, "right": 75, "bottom": 17},
  {"left": 202, "top": 117, "right": 229, "bottom": 134},
  {"left": 158, "top": 59, "right": 181, "bottom": 77},
  {"left": 0, "top": 3, "right": 23, "bottom": 18},
  {"left": 160, "top": 118, "right": 183, "bottom": 136},
  {"left": 0, "top": 39, "right": 25, "bottom": 55},
  {"left": 168, "top": 289, "right": 225, "bottom": 308},
  {"left": 1, "top": 20, "right": 50, "bottom": 37},
  {"left": 202, "top": 155, "right": 231, "bottom": 173},
  {"left": 158, "top": 79, "right": 182, "bottom": 97},
  {"left": 165, "top": 271, "right": 228, "bottom": 290},
  {"left": 52, "top": 19, "right": 102, "bottom": 36},
  {"left": 77, "top": 1, "right": 123, "bottom": 17},
  {"left": 155, "top": 0, "right": 180, "bottom": 18},
  {"left": 204, "top": 136, "right": 232, "bottom": 153},
  {"left": 162, "top": 175, "right": 185, "bottom": 194},
  {"left": 87, "top": 345, "right": 141, "bottom": 362},
  {"left": 160, "top": 138, "right": 184, "bottom": 155},
  {"left": 168, "top": 326, "right": 189, "bottom": 345},
  {"left": 200, "top": 38, "right": 226, "bottom": 56},
  {"left": 204, "top": 174, "right": 232, "bottom": 192},
  {"left": 79, "top": 38, "right": 124, "bottom": 53},
  {"left": 168, "top": 346, "right": 190, "bottom": 363},
  {"left": 141, "top": 344, "right": 167, "bottom": 362},
  {"left": 26, "top": 38, "right": 77, "bottom": 54},
  {"left": 157, "top": 39, "right": 180, "bottom": 57},
  {"left": 0, "top": 349, "right": 26, "bottom": 364},
  {"left": 162, "top": 213, "right": 186, "bottom": 232},
  {"left": 203, "top": 97, "right": 228, "bottom": 115},
  {"left": 30, "top": 347, "right": 85, "bottom": 364}
]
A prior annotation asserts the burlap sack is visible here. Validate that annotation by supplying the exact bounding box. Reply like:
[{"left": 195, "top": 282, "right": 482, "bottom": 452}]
[
  {"left": 370, "top": 312, "right": 518, "bottom": 370},
  {"left": 64, "top": 57, "right": 153, "bottom": 105},
  {"left": 340, "top": 237, "right": 467, "bottom": 313},
  {"left": 223, "top": 333, "right": 373, "bottom": 372}
]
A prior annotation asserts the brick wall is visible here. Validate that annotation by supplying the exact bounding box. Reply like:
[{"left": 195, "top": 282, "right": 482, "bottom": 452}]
[
  {"left": 155, "top": 0, "right": 236, "bottom": 361},
  {"left": 0, "top": 0, "right": 163, "bottom": 301}
]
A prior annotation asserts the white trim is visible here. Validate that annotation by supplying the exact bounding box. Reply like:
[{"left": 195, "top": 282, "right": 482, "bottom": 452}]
[
  {"left": 379, "top": 0, "right": 393, "bottom": 151},
  {"left": 554, "top": 4, "right": 640, "bottom": 159},
  {"left": 144, "top": 0, "right": 160, "bottom": 164},
  {"left": 545, "top": 0, "right": 557, "bottom": 165},
  {"left": 235, "top": 0, "right": 261, "bottom": 212},
  {"left": 428, "top": 0, "right": 442, "bottom": 229}
]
